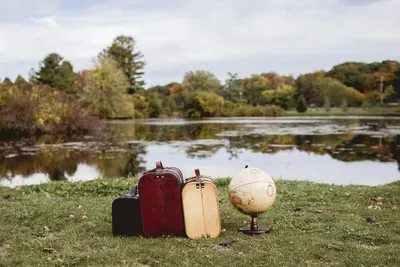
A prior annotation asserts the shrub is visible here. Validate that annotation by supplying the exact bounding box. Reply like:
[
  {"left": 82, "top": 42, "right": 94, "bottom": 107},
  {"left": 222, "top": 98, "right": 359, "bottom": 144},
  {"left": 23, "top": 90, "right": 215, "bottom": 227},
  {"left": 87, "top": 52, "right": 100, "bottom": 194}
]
[
  {"left": 221, "top": 103, "right": 284, "bottom": 117},
  {"left": 0, "top": 83, "right": 100, "bottom": 136}
]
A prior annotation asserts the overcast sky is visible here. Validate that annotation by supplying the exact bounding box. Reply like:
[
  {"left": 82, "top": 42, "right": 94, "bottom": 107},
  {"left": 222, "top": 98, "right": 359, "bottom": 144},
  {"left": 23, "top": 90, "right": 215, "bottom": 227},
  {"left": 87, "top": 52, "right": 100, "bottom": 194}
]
[{"left": 0, "top": 0, "right": 399, "bottom": 87}]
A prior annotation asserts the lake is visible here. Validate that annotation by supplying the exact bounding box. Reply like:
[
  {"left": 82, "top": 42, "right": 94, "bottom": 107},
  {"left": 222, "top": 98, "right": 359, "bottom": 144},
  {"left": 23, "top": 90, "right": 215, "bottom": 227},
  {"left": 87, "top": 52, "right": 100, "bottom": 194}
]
[{"left": 0, "top": 117, "right": 399, "bottom": 187}]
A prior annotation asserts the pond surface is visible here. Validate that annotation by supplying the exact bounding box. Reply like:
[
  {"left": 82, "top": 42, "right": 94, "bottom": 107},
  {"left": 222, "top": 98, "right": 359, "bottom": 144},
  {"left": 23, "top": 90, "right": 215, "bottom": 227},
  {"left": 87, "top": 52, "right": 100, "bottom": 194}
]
[{"left": 1, "top": 117, "right": 399, "bottom": 187}]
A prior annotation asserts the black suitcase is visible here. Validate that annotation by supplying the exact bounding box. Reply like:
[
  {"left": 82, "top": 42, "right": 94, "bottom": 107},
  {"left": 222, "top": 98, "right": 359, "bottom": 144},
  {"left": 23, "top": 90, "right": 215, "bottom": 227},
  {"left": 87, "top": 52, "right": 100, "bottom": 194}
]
[{"left": 112, "top": 185, "right": 143, "bottom": 237}]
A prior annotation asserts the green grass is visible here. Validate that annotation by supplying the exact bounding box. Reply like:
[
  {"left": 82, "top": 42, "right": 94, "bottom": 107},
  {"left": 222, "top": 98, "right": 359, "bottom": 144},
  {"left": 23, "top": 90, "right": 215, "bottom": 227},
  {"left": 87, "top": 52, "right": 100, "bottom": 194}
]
[
  {"left": 1, "top": 178, "right": 400, "bottom": 267},
  {"left": 285, "top": 107, "right": 400, "bottom": 117}
]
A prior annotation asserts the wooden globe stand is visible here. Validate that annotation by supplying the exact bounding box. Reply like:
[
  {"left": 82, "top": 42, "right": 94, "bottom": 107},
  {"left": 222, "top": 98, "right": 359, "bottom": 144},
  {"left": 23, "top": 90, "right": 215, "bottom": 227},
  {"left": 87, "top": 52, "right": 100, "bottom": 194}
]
[{"left": 239, "top": 215, "right": 271, "bottom": 235}]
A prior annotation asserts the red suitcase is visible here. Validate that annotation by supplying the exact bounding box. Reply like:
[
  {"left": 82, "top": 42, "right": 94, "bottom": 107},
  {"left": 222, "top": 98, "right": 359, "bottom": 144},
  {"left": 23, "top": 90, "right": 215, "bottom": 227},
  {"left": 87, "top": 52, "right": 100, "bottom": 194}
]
[{"left": 138, "top": 161, "right": 185, "bottom": 237}]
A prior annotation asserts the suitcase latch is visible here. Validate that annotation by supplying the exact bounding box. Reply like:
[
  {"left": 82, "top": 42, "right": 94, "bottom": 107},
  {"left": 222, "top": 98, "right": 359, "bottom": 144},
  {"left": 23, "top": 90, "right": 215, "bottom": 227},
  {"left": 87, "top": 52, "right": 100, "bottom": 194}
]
[{"left": 196, "top": 183, "right": 205, "bottom": 189}]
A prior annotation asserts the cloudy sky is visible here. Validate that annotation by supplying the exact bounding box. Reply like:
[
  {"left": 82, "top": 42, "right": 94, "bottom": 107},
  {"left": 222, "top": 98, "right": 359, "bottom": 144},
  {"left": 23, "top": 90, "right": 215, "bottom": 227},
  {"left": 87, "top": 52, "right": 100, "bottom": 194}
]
[{"left": 0, "top": 0, "right": 399, "bottom": 86}]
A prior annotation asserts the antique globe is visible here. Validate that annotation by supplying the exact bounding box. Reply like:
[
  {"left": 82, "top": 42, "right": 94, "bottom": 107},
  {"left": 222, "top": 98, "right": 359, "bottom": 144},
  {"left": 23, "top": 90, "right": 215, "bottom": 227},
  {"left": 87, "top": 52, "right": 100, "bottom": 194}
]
[{"left": 228, "top": 166, "right": 277, "bottom": 235}]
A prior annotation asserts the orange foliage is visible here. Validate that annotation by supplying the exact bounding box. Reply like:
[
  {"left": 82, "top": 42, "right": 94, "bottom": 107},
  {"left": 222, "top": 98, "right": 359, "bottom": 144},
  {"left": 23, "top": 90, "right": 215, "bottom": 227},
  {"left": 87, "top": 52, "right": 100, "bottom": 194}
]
[
  {"left": 364, "top": 72, "right": 396, "bottom": 92},
  {"left": 261, "top": 72, "right": 285, "bottom": 89},
  {"left": 168, "top": 84, "right": 182, "bottom": 98}
]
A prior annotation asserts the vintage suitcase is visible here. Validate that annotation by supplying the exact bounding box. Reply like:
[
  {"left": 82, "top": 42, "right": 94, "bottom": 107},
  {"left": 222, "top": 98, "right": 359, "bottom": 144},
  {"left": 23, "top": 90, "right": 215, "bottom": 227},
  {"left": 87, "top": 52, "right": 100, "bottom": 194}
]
[
  {"left": 182, "top": 169, "right": 221, "bottom": 239},
  {"left": 138, "top": 161, "right": 185, "bottom": 238},
  {"left": 112, "top": 185, "right": 143, "bottom": 237}
]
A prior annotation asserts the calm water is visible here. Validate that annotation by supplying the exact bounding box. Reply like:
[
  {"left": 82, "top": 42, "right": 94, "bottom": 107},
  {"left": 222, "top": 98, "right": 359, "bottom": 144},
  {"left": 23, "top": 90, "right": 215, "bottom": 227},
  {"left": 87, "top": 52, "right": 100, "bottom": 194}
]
[{"left": 1, "top": 117, "right": 399, "bottom": 187}]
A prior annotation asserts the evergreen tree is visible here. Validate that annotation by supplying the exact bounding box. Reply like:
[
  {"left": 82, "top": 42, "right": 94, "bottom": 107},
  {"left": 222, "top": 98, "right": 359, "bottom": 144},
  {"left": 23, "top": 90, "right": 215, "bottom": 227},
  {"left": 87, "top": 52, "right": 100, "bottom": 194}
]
[
  {"left": 31, "top": 53, "right": 78, "bottom": 94},
  {"left": 296, "top": 95, "right": 308, "bottom": 113},
  {"left": 100, "top": 35, "right": 145, "bottom": 94}
]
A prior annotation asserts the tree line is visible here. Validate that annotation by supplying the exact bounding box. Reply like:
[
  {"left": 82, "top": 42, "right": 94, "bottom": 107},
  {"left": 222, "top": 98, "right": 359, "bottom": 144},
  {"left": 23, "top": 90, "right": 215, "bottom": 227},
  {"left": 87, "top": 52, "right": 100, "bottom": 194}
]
[{"left": 1, "top": 34, "right": 399, "bottom": 136}]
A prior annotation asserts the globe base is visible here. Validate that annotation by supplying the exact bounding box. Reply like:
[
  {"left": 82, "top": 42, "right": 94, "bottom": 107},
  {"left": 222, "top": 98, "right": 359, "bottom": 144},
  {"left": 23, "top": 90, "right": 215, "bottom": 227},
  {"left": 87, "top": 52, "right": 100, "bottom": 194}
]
[{"left": 239, "top": 226, "right": 271, "bottom": 235}]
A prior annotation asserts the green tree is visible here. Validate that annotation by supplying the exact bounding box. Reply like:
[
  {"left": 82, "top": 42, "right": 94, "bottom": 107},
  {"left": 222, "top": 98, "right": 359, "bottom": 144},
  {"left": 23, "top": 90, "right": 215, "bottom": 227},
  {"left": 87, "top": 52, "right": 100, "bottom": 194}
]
[
  {"left": 222, "top": 72, "right": 244, "bottom": 102},
  {"left": 147, "top": 93, "right": 163, "bottom": 118},
  {"left": 132, "top": 94, "right": 149, "bottom": 118},
  {"left": 262, "top": 84, "right": 296, "bottom": 110},
  {"left": 296, "top": 95, "right": 308, "bottom": 113},
  {"left": 100, "top": 35, "right": 145, "bottom": 94},
  {"left": 327, "top": 62, "right": 370, "bottom": 92},
  {"left": 162, "top": 96, "right": 177, "bottom": 116},
  {"left": 181, "top": 70, "right": 221, "bottom": 114},
  {"left": 31, "top": 53, "right": 78, "bottom": 94},
  {"left": 295, "top": 71, "right": 325, "bottom": 105},
  {"left": 85, "top": 57, "right": 134, "bottom": 119},
  {"left": 242, "top": 74, "right": 268, "bottom": 106},
  {"left": 312, "top": 77, "right": 364, "bottom": 107},
  {"left": 182, "top": 70, "right": 221, "bottom": 94}
]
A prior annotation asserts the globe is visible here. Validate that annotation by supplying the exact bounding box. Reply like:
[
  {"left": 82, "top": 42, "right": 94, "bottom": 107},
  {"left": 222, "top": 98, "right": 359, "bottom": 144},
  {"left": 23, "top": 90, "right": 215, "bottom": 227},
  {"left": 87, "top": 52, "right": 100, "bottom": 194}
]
[{"left": 228, "top": 167, "right": 277, "bottom": 234}]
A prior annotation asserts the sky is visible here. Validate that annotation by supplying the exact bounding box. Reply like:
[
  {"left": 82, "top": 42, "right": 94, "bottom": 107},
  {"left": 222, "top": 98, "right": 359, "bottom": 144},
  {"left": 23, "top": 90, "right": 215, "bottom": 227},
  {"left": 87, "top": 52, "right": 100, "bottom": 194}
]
[{"left": 0, "top": 0, "right": 399, "bottom": 87}]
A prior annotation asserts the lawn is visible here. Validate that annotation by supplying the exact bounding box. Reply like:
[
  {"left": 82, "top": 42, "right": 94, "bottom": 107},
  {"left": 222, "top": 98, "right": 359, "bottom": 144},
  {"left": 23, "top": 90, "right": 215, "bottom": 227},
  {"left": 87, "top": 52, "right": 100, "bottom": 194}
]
[{"left": 1, "top": 178, "right": 399, "bottom": 267}]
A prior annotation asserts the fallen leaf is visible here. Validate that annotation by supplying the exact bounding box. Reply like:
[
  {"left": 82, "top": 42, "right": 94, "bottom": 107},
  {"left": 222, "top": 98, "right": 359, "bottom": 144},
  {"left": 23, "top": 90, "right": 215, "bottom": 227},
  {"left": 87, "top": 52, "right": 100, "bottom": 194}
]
[
  {"left": 69, "top": 215, "right": 74, "bottom": 218},
  {"left": 44, "top": 226, "right": 49, "bottom": 231},
  {"left": 82, "top": 215, "right": 88, "bottom": 220},
  {"left": 44, "top": 248, "right": 57, "bottom": 253},
  {"left": 368, "top": 199, "right": 376, "bottom": 209}
]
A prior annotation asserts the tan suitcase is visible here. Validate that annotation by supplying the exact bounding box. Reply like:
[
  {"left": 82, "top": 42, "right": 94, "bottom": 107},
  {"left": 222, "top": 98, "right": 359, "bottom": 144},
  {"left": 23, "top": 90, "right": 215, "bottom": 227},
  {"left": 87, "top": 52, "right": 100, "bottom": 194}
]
[{"left": 182, "top": 169, "right": 221, "bottom": 239}]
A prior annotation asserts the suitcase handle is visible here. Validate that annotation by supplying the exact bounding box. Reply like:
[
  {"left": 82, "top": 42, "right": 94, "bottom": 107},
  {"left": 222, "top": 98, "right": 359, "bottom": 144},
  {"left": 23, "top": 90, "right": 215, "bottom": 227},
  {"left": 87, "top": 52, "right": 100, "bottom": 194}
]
[
  {"left": 195, "top": 169, "right": 201, "bottom": 181},
  {"left": 156, "top": 161, "right": 164, "bottom": 172}
]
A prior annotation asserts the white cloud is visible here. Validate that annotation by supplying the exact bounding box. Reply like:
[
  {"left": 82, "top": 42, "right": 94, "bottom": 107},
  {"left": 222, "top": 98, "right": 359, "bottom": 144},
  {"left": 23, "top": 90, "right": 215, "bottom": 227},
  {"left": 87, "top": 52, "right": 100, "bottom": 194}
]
[
  {"left": 0, "top": 0, "right": 399, "bottom": 85},
  {"left": 30, "top": 16, "right": 58, "bottom": 28}
]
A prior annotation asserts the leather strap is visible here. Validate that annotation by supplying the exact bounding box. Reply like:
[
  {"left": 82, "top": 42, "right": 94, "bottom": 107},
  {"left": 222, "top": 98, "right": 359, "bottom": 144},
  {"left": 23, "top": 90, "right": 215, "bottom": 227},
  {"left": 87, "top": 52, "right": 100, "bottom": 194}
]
[
  {"left": 195, "top": 169, "right": 201, "bottom": 181},
  {"left": 131, "top": 185, "right": 138, "bottom": 195},
  {"left": 156, "top": 161, "right": 163, "bottom": 173}
]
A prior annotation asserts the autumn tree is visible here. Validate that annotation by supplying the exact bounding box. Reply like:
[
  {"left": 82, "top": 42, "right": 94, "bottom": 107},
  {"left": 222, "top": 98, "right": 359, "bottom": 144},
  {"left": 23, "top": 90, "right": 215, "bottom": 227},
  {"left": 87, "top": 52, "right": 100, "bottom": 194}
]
[
  {"left": 261, "top": 72, "right": 285, "bottom": 90},
  {"left": 31, "top": 53, "right": 78, "bottom": 94},
  {"left": 85, "top": 56, "right": 134, "bottom": 119},
  {"left": 14, "top": 76, "right": 28, "bottom": 88},
  {"left": 76, "top": 70, "right": 91, "bottom": 93},
  {"left": 194, "top": 91, "right": 224, "bottom": 117},
  {"left": 2, "top": 78, "right": 13, "bottom": 86},
  {"left": 100, "top": 35, "right": 145, "bottom": 94}
]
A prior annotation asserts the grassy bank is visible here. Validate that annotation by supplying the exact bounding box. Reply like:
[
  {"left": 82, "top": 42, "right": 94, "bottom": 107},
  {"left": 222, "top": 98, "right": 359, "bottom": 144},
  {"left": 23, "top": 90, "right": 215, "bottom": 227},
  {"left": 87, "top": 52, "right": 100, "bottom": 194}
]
[
  {"left": 1, "top": 178, "right": 400, "bottom": 267},
  {"left": 285, "top": 107, "right": 400, "bottom": 117}
]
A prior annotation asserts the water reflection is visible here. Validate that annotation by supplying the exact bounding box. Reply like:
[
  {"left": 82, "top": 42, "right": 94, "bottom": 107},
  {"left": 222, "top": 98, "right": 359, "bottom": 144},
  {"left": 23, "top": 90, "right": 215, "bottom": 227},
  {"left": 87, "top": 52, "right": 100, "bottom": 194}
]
[{"left": 0, "top": 117, "right": 399, "bottom": 186}]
